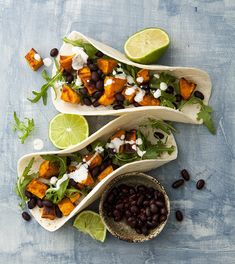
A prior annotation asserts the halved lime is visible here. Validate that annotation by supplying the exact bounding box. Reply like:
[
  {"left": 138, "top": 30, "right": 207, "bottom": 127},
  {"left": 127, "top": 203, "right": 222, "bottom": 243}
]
[
  {"left": 124, "top": 28, "right": 170, "bottom": 64},
  {"left": 73, "top": 210, "right": 106, "bottom": 242},
  {"left": 49, "top": 113, "right": 89, "bottom": 149}
]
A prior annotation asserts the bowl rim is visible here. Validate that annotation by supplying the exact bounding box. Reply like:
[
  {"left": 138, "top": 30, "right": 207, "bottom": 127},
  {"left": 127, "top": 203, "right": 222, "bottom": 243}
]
[{"left": 99, "top": 172, "right": 170, "bottom": 243}]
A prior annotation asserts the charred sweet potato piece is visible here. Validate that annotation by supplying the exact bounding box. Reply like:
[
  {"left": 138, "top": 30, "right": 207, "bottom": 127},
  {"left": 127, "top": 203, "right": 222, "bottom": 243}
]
[
  {"left": 98, "top": 165, "right": 114, "bottom": 181},
  {"left": 123, "top": 130, "right": 137, "bottom": 153},
  {"left": 136, "top": 69, "right": 150, "bottom": 83},
  {"left": 39, "top": 160, "right": 59, "bottom": 179},
  {"left": 104, "top": 77, "right": 127, "bottom": 98},
  {"left": 138, "top": 95, "right": 160, "bottom": 106},
  {"left": 80, "top": 172, "right": 95, "bottom": 187},
  {"left": 60, "top": 55, "right": 75, "bottom": 71},
  {"left": 25, "top": 48, "right": 43, "bottom": 71},
  {"left": 69, "top": 193, "right": 81, "bottom": 204},
  {"left": 126, "top": 129, "right": 137, "bottom": 141},
  {"left": 78, "top": 67, "right": 97, "bottom": 95},
  {"left": 84, "top": 153, "right": 102, "bottom": 168},
  {"left": 122, "top": 87, "right": 137, "bottom": 103},
  {"left": 179, "top": 78, "right": 196, "bottom": 100},
  {"left": 41, "top": 205, "right": 56, "bottom": 220},
  {"left": 111, "top": 130, "right": 126, "bottom": 140},
  {"left": 98, "top": 94, "right": 115, "bottom": 106},
  {"left": 26, "top": 179, "right": 48, "bottom": 199},
  {"left": 97, "top": 59, "right": 117, "bottom": 74},
  {"left": 68, "top": 165, "right": 76, "bottom": 173},
  {"left": 61, "top": 85, "right": 81, "bottom": 104},
  {"left": 58, "top": 198, "right": 75, "bottom": 216}
]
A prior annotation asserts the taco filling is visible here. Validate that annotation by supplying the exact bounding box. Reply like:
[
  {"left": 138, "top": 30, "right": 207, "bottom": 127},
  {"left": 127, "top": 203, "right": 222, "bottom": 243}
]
[{"left": 15, "top": 120, "right": 175, "bottom": 220}]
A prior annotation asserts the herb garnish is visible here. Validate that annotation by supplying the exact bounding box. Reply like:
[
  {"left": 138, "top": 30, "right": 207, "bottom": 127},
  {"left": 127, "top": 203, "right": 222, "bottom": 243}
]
[
  {"left": 141, "top": 119, "right": 176, "bottom": 134},
  {"left": 13, "top": 112, "right": 35, "bottom": 143},
  {"left": 45, "top": 178, "right": 69, "bottom": 204},
  {"left": 121, "top": 63, "right": 139, "bottom": 80},
  {"left": 41, "top": 154, "right": 67, "bottom": 177}
]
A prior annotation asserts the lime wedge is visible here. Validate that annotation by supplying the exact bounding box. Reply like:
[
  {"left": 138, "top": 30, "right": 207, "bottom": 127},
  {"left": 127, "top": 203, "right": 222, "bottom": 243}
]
[
  {"left": 73, "top": 210, "right": 106, "bottom": 242},
  {"left": 49, "top": 113, "right": 89, "bottom": 149},
  {"left": 124, "top": 28, "right": 170, "bottom": 64}
]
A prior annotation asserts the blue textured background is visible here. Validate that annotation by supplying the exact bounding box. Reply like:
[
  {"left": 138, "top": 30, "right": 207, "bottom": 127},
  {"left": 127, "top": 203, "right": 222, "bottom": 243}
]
[{"left": 1, "top": 0, "right": 235, "bottom": 263}]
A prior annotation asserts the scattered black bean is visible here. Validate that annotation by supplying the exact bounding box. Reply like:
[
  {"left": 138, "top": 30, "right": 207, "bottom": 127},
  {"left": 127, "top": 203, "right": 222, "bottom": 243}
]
[
  {"left": 27, "top": 197, "right": 36, "bottom": 209},
  {"left": 93, "top": 100, "right": 100, "bottom": 107},
  {"left": 196, "top": 179, "right": 205, "bottom": 190},
  {"left": 172, "top": 179, "right": 184, "bottom": 189},
  {"left": 194, "top": 91, "right": 204, "bottom": 100},
  {"left": 87, "top": 59, "right": 93, "bottom": 65},
  {"left": 42, "top": 200, "right": 54, "bottom": 207},
  {"left": 66, "top": 74, "right": 74, "bottom": 83},
  {"left": 79, "top": 87, "right": 88, "bottom": 95},
  {"left": 22, "top": 211, "right": 31, "bottom": 221},
  {"left": 69, "top": 179, "right": 80, "bottom": 189},
  {"left": 97, "top": 69, "right": 103, "bottom": 76},
  {"left": 140, "top": 84, "right": 150, "bottom": 91},
  {"left": 115, "top": 93, "right": 125, "bottom": 102},
  {"left": 50, "top": 48, "right": 59, "bottom": 57},
  {"left": 95, "top": 51, "right": 104, "bottom": 57},
  {"left": 37, "top": 199, "right": 43, "bottom": 208},
  {"left": 133, "top": 102, "right": 140, "bottom": 107},
  {"left": 154, "top": 132, "right": 164, "bottom": 139},
  {"left": 175, "top": 210, "right": 183, "bottom": 221},
  {"left": 175, "top": 94, "right": 182, "bottom": 103},
  {"left": 91, "top": 71, "right": 100, "bottom": 82},
  {"left": 91, "top": 166, "right": 100, "bottom": 178},
  {"left": 113, "top": 104, "right": 125, "bottom": 110},
  {"left": 83, "top": 97, "right": 92, "bottom": 106},
  {"left": 93, "top": 91, "right": 103, "bottom": 99},
  {"left": 25, "top": 190, "right": 33, "bottom": 199},
  {"left": 165, "top": 86, "right": 174, "bottom": 94},
  {"left": 88, "top": 64, "right": 98, "bottom": 71},
  {"left": 96, "top": 80, "right": 104, "bottom": 91},
  {"left": 181, "top": 169, "right": 190, "bottom": 181},
  {"left": 55, "top": 205, "right": 63, "bottom": 218}
]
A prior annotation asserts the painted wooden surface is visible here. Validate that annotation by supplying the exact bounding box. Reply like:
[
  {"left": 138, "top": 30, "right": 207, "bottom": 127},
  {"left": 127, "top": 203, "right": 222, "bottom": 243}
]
[{"left": 1, "top": 0, "right": 235, "bottom": 263}]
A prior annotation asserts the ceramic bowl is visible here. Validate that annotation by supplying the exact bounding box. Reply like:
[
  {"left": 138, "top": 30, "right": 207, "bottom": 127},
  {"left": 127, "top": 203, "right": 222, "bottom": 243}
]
[{"left": 99, "top": 172, "right": 170, "bottom": 242}]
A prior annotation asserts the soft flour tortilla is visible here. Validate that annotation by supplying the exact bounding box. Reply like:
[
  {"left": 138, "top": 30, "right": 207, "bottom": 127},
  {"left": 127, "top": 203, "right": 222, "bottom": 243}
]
[
  {"left": 52, "top": 31, "right": 212, "bottom": 124},
  {"left": 17, "top": 112, "right": 177, "bottom": 231}
]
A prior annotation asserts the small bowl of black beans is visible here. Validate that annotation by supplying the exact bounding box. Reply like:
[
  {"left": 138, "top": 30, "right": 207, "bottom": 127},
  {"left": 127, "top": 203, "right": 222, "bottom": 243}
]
[{"left": 99, "top": 172, "right": 170, "bottom": 242}]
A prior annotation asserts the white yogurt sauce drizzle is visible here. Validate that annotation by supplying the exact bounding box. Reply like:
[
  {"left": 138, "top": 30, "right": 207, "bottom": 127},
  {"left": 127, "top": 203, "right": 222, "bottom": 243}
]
[
  {"left": 134, "top": 88, "right": 146, "bottom": 103},
  {"left": 125, "top": 87, "right": 136, "bottom": 96}
]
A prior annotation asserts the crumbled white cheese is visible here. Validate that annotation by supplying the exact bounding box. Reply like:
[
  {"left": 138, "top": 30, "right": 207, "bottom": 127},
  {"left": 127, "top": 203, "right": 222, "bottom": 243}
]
[
  {"left": 154, "top": 73, "right": 160, "bottom": 79},
  {"left": 153, "top": 89, "right": 161, "bottom": 99},
  {"left": 50, "top": 176, "right": 58, "bottom": 185},
  {"left": 34, "top": 53, "right": 41, "bottom": 61},
  {"left": 136, "top": 138, "right": 143, "bottom": 145},
  {"left": 69, "top": 163, "right": 89, "bottom": 183},
  {"left": 134, "top": 88, "right": 146, "bottom": 103},
  {"left": 125, "top": 87, "right": 136, "bottom": 96},
  {"left": 75, "top": 76, "right": 82, "bottom": 86},
  {"left": 33, "top": 138, "right": 44, "bottom": 150},
  {"left": 127, "top": 75, "right": 135, "bottom": 84},
  {"left": 107, "top": 137, "right": 125, "bottom": 153},
  {"left": 136, "top": 147, "right": 146, "bottom": 157},
  {"left": 43, "top": 57, "right": 52, "bottom": 67},
  {"left": 95, "top": 146, "right": 104, "bottom": 153},
  {"left": 132, "top": 145, "right": 137, "bottom": 151},
  {"left": 160, "top": 82, "right": 168, "bottom": 91},
  {"left": 104, "top": 78, "right": 113, "bottom": 86},
  {"left": 136, "top": 76, "right": 144, "bottom": 83},
  {"left": 112, "top": 70, "right": 117, "bottom": 75}
]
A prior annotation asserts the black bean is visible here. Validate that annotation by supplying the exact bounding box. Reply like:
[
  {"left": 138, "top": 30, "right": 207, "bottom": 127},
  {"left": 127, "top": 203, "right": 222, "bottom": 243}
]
[
  {"left": 143, "top": 200, "right": 149, "bottom": 206},
  {"left": 141, "top": 226, "right": 149, "bottom": 236},
  {"left": 137, "top": 185, "right": 146, "bottom": 193},
  {"left": 196, "top": 179, "right": 205, "bottom": 190},
  {"left": 83, "top": 97, "right": 92, "bottom": 106},
  {"left": 130, "top": 205, "right": 139, "bottom": 214},
  {"left": 37, "top": 199, "right": 43, "bottom": 208},
  {"left": 139, "top": 214, "right": 147, "bottom": 222},
  {"left": 79, "top": 87, "right": 88, "bottom": 95},
  {"left": 95, "top": 51, "right": 104, "bottom": 57},
  {"left": 130, "top": 200, "right": 137, "bottom": 206},
  {"left": 130, "top": 220, "right": 137, "bottom": 228},
  {"left": 155, "top": 201, "right": 164, "bottom": 208},
  {"left": 135, "top": 227, "right": 142, "bottom": 234},
  {"left": 133, "top": 102, "right": 140, "bottom": 107},
  {"left": 91, "top": 166, "right": 100, "bottom": 178},
  {"left": 25, "top": 190, "right": 33, "bottom": 199},
  {"left": 91, "top": 71, "right": 100, "bottom": 82},
  {"left": 86, "top": 144, "right": 93, "bottom": 152},
  {"left": 129, "top": 187, "right": 136, "bottom": 195},
  {"left": 129, "top": 194, "right": 137, "bottom": 201},
  {"left": 27, "top": 197, "right": 36, "bottom": 209},
  {"left": 107, "top": 193, "right": 114, "bottom": 204},
  {"left": 115, "top": 93, "right": 125, "bottom": 102},
  {"left": 181, "top": 169, "right": 190, "bottom": 181},
  {"left": 146, "top": 207, "right": 151, "bottom": 217},
  {"left": 150, "top": 204, "right": 158, "bottom": 214},
  {"left": 137, "top": 195, "right": 144, "bottom": 206},
  {"left": 97, "top": 69, "right": 103, "bottom": 76},
  {"left": 175, "top": 94, "right": 182, "bottom": 103},
  {"left": 113, "top": 209, "right": 121, "bottom": 218},
  {"left": 194, "top": 91, "right": 204, "bottom": 100},
  {"left": 87, "top": 59, "right": 93, "bottom": 65},
  {"left": 172, "top": 179, "right": 184, "bottom": 189},
  {"left": 50, "top": 48, "right": 59, "bottom": 57},
  {"left": 113, "top": 104, "right": 125, "bottom": 110},
  {"left": 22, "top": 211, "right": 31, "bottom": 221},
  {"left": 159, "top": 215, "right": 167, "bottom": 223},
  {"left": 140, "top": 84, "right": 150, "bottom": 91},
  {"left": 175, "top": 210, "right": 183, "bottom": 221},
  {"left": 160, "top": 208, "right": 167, "bottom": 215},
  {"left": 55, "top": 205, "right": 63, "bottom": 218},
  {"left": 114, "top": 216, "right": 122, "bottom": 222},
  {"left": 62, "top": 70, "right": 70, "bottom": 77},
  {"left": 146, "top": 221, "right": 155, "bottom": 228},
  {"left": 116, "top": 203, "right": 124, "bottom": 211},
  {"left": 42, "top": 200, "right": 54, "bottom": 207},
  {"left": 111, "top": 187, "right": 118, "bottom": 196},
  {"left": 125, "top": 210, "right": 131, "bottom": 218},
  {"left": 88, "top": 64, "right": 98, "bottom": 71},
  {"left": 66, "top": 74, "right": 74, "bottom": 83},
  {"left": 92, "top": 100, "right": 100, "bottom": 107},
  {"left": 93, "top": 91, "right": 103, "bottom": 99},
  {"left": 165, "top": 85, "right": 174, "bottom": 94},
  {"left": 154, "top": 190, "right": 159, "bottom": 200},
  {"left": 69, "top": 179, "right": 79, "bottom": 189},
  {"left": 154, "top": 132, "right": 164, "bottom": 139},
  {"left": 96, "top": 80, "right": 104, "bottom": 90},
  {"left": 152, "top": 214, "right": 159, "bottom": 222}
]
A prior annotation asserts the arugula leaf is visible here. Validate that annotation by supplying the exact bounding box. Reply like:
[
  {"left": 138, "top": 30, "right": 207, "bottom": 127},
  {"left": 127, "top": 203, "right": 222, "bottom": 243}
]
[
  {"left": 15, "top": 158, "right": 38, "bottom": 208},
  {"left": 41, "top": 155, "right": 67, "bottom": 177},
  {"left": 69, "top": 152, "right": 82, "bottom": 163},
  {"left": 45, "top": 178, "right": 69, "bottom": 204},
  {"left": 121, "top": 63, "right": 139, "bottom": 80},
  {"left": 65, "top": 187, "right": 82, "bottom": 198},
  {"left": 112, "top": 153, "right": 140, "bottom": 166},
  {"left": 141, "top": 118, "right": 176, "bottom": 135},
  {"left": 178, "top": 97, "right": 216, "bottom": 134},
  {"left": 28, "top": 70, "right": 63, "bottom": 105},
  {"left": 41, "top": 69, "right": 51, "bottom": 82},
  {"left": 150, "top": 72, "right": 178, "bottom": 92},
  {"left": 13, "top": 112, "right": 35, "bottom": 143},
  {"left": 63, "top": 37, "right": 97, "bottom": 58},
  {"left": 159, "top": 91, "right": 176, "bottom": 109},
  {"left": 143, "top": 142, "right": 175, "bottom": 159}
]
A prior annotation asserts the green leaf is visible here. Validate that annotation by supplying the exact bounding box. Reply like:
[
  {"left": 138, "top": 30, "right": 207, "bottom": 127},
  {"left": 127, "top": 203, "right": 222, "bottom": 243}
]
[
  {"left": 41, "top": 70, "right": 51, "bottom": 82},
  {"left": 13, "top": 112, "right": 35, "bottom": 143},
  {"left": 69, "top": 152, "right": 82, "bottom": 163},
  {"left": 91, "top": 140, "right": 106, "bottom": 152},
  {"left": 65, "top": 187, "right": 83, "bottom": 198},
  {"left": 45, "top": 178, "right": 69, "bottom": 204},
  {"left": 150, "top": 72, "right": 179, "bottom": 93},
  {"left": 121, "top": 63, "right": 139, "bottom": 80},
  {"left": 41, "top": 155, "right": 67, "bottom": 177},
  {"left": 63, "top": 37, "right": 97, "bottom": 58},
  {"left": 140, "top": 118, "right": 176, "bottom": 135},
  {"left": 143, "top": 142, "right": 175, "bottom": 159},
  {"left": 28, "top": 70, "right": 63, "bottom": 105},
  {"left": 112, "top": 153, "right": 140, "bottom": 166}
]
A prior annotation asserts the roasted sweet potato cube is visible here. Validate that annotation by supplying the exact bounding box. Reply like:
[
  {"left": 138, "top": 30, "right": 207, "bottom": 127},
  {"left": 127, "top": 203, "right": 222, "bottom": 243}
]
[
  {"left": 25, "top": 48, "right": 43, "bottom": 71},
  {"left": 39, "top": 160, "right": 59, "bottom": 179},
  {"left": 78, "top": 67, "right": 98, "bottom": 95},
  {"left": 81, "top": 172, "right": 95, "bottom": 187},
  {"left": 104, "top": 77, "right": 127, "bottom": 98},
  {"left": 137, "top": 69, "right": 150, "bottom": 83},
  {"left": 126, "top": 129, "right": 137, "bottom": 141},
  {"left": 97, "top": 59, "right": 117, "bottom": 74},
  {"left": 61, "top": 85, "right": 81, "bottom": 104},
  {"left": 69, "top": 193, "right": 81, "bottom": 203},
  {"left": 60, "top": 55, "right": 75, "bottom": 71},
  {"left": 58, "top": 198, "right": 75, "bottom": 216},
  {"left": 84, "top": 153, "right": 102, "bottom": 168},
  {"left": 98, "top": 94, "right": 115, "bottom": 106},
  {"left": 98, "top": 165, "right": 114, "bottom": 181},
  {"left": 122, "top": 87, "right": 137, "bottom": 103},
  {"left": 26, "top": 179, "right": 48, "bottom": 199},
  {"left": 179, "top": 78, "right": 197, "bottom": 100},
  {"left": 138, "top": 95, "right": 160, "bottom": 106},
  {"left": 111, "top": 130, "right": 126, "bottom": 140},
  {"left": 41, "top": 205, "right": 56, "bottom": 220}
]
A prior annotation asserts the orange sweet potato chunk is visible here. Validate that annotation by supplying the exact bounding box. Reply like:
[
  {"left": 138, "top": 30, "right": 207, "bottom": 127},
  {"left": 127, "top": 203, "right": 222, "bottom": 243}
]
[
  {"left": 61, "top": 85, "right": 81, "bottom": 104},
  {"left": 122, "top": 87, "right": 137, "bottom": 103},
  {"left": 137, "top": 69, "right": 150, "bottom": 83},
  {"left": 97, "top": 59, "right": 117, "bottom": 74},
  {"left": 26, "top": 179, "right": 48, "bottom": 199},
  {"left": 80, "top": 172, "right": 95, "bottom": 187},
  {"left": 104, "top": 77, "right": 127, "bottom": 98},
  {"left": 138, "top": 95, "right": 160, "bottom": 106},
  {"left": 98, "top": 94, "right": 115, "bottom": 106},
  {"left": 25, "top": 48, "right": 43, "bottom": 71},
  {"left": 84, "top": 153, "right": 102, "bottom": 168},
  {"left": 179, "top": 78, "right": 196, "bottom": 100},
  {"left": 69, "top": 193, "right": 81, "bottom": 204},
  {"left": 78, "top": 67, "right": 98, "bottom": 95},
  {"left": 41, "top": 205, "right": 56, "bottom": 220},
  {"left": 97, "top": 165, "right": 114, "bottom": 181},
  {"left": 58, "top": 198, "right": 75, "bottom": 216},
  {"left": 39, "top": 160, "right": 59, "bottom": 179},
  {"left": 60, "top": 55, "right": 75, "bottom": 71}
]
